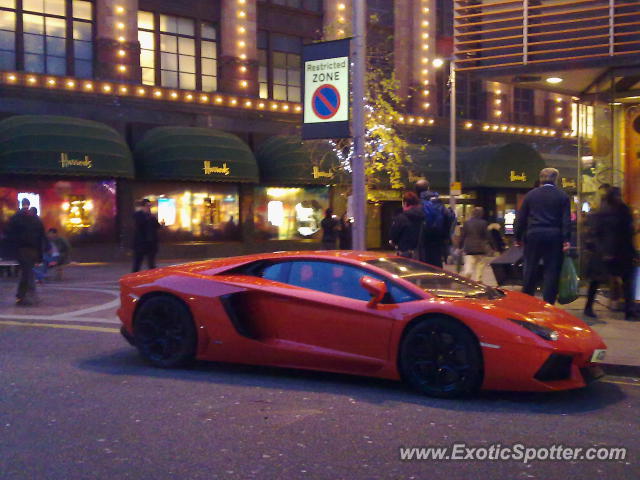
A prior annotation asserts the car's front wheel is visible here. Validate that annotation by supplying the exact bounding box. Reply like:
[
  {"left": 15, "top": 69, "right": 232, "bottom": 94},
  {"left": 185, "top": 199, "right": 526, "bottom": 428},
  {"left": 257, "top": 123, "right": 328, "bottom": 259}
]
[
  {"left": 133, "top": 295, "right": 197, "bottom": 368},
  {"left": 399, "top": 317, "right": 482, "bottom": 398}
]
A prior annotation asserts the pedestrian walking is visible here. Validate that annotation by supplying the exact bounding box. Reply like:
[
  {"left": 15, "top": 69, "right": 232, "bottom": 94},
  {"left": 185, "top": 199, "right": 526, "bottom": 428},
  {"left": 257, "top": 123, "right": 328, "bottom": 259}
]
[
  {"left": 338, "top": 213, "right": 352, "bottom": 250},
  {"left": 515, "top": 168, "right": 571, "bottom": 304},
  {"left": 583, "top": 187, "right": 638, "bottom": 320},
  {"left": 389, "top": 192, "right": 424, "bottom": 259},
  {"left": 415, "top": 179, "right": 455, "bottom": 268},
  {"left": 4, "top": 198, "right": 46, "bottom": 305},
  {"left": 132, "top": 198, "right": 161, "bottom": 272},
  {"left": 487, "top": 222, "right": 506, "bottom": 254},
  {"left": 460, "top": 207, "right": 492, "bottom": 282},
  {"left": 320, "top": 208, "right": 339, "bottom": 250}
]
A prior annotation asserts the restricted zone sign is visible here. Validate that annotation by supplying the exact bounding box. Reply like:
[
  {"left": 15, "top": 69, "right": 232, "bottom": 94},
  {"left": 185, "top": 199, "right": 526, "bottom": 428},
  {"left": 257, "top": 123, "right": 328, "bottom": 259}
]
[{"left": 302, "top": 38, "right": 350, "bottom": 140}]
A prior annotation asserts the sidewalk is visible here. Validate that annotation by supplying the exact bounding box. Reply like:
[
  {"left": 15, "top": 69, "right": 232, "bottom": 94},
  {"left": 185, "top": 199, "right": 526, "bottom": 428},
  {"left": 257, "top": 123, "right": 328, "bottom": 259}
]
[{"left": 0, "top": 259, "right": 638, "bottom": 374}]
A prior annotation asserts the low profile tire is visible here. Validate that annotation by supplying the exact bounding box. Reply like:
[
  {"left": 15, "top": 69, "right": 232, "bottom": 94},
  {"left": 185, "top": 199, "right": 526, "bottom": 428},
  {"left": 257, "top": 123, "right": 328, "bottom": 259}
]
[
  {"left": 133, "top": 296, "right": 197, "bottom": 368},
  {"left": 399, "top": 317, "right": 483, "bottom": 398}
]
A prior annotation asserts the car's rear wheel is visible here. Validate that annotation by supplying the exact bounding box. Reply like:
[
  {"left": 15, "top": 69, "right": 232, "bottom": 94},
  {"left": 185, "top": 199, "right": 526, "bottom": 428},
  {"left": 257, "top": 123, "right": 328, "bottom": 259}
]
[
  {"left": 399, "top": 317, "right": 482, "bottom": 398},
  {"left": 133, "top": 296, "right": 197, "bottom": 368}
]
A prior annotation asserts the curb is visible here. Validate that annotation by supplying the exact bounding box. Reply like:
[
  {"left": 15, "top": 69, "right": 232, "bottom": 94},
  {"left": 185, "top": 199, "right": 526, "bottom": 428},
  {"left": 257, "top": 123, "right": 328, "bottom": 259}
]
[{"left": 601, "top": 363, "right": 640, "bottom": 378}]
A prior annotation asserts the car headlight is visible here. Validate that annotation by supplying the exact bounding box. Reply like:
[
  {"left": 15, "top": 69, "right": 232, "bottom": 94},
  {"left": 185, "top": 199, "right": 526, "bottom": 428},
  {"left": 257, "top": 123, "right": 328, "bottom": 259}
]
[{"left": 509, "top": 318, "right": 559, "bottom": 341}]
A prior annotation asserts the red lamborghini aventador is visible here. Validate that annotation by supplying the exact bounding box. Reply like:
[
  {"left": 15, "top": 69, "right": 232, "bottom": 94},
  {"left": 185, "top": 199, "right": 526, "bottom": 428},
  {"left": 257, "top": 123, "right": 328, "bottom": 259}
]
[{"left": 118, "top": 251, "right": 607, "bottom": 398}]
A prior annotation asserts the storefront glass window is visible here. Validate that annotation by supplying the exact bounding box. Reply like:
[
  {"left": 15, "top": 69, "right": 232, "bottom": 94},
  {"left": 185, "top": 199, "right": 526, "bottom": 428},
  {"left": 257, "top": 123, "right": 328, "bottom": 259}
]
[
  {"left": 254, "top": 186, "right": 329, "bottom": 240},
  {"left": 133, "top": 183, "right": 239, "bottom": 241},
  {"left": 0, "top": 179, "right": 117, "bottom": 244}
]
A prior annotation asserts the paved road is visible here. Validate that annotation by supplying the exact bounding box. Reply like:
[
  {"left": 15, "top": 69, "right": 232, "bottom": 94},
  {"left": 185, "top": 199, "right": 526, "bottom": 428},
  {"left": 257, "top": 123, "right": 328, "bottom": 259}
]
[{"left": 1, "top": 319, "right": 638, "bottom": 480}]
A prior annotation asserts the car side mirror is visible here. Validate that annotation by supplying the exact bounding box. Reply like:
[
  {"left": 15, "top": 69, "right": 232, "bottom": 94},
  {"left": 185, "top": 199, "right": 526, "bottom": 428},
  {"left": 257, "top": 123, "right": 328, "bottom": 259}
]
[{"left": 360, "top": 276, "right": 387, "bottom": 308}]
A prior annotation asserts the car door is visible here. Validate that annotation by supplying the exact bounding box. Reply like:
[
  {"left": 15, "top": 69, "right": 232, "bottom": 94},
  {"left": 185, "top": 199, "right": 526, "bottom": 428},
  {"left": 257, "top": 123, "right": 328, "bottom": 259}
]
[{"left": 241, "top": 260, "right": 416, "bottom": 374}]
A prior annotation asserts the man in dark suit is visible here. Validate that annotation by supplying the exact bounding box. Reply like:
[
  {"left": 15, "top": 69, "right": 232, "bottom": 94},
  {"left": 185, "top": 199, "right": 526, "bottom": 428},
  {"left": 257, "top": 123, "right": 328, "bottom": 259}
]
[
  {"left": 515, "top": 168, "right": 571, "bottom": 304},
  {"left": 132, "top": 199, "right": 161, "bottom": 272}
]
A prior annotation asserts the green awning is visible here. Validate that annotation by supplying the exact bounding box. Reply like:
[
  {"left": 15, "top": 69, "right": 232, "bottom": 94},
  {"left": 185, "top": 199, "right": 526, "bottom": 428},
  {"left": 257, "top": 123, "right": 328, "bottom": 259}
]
[
  {"left": 134, "top": 127, "right": 259, "bottom": 183},
  {"left": 404, "top": 145, "right": 451, "bottom": 190},
  {"left": 459, "top": 143, "right": 545, "bottom": 189},
  {"left": 0, "top": 115, "right": 134, "bottom": 178},
  {"left": 256, "top": 136, "right": 340, "bottom": 185}
]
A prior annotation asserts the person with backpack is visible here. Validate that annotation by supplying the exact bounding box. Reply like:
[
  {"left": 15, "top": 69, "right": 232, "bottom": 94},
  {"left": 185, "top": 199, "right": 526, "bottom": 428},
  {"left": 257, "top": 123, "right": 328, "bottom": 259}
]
[
  {"left": 415, "top": 179, "right": 455, "bottom": 268},
  {"left": 389, "top": 192, "right": 425, "bottom": 258}
]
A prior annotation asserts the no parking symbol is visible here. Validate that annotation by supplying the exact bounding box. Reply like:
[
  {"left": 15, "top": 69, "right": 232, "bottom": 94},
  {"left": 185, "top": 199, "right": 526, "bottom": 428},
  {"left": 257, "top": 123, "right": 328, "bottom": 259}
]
[{"left": 312, "top": 84, "right": 341, "bottom": 120}]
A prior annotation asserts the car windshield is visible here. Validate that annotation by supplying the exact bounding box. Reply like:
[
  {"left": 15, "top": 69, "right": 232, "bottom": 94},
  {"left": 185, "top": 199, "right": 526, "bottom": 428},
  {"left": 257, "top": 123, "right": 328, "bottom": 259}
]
[{"left": 367, "top": 257, "right": 504, "bottom": 299}]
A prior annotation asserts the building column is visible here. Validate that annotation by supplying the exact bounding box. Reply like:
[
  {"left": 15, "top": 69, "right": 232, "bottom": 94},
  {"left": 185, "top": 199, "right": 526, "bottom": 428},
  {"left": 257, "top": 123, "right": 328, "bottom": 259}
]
[
  {"left": 323, "top": 0, "right": 352, "bottom": 40},
  {"left": 95, "top": 0, "right": 140, "bottom": 83},
  {"left": 394, "top": 0, "right": 436, "bottom": 113},
  {"left": 220, "top": 0, "right": 258, "bottom": 97}
]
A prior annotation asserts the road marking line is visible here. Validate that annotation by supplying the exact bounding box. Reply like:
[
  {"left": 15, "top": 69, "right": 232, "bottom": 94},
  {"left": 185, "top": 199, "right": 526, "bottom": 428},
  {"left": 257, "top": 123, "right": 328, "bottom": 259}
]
[
  {"left": 0, "top": 314, "right": 120, "bottom": 324},
  {"left": 0, "top": 320, "right": 119, "bottom": 333},
  {"left": 602, "top": 379, "right": 640, "bottom": 387},
  {"left": 51, "top": 298, "right": 120, "bottom": 319}
]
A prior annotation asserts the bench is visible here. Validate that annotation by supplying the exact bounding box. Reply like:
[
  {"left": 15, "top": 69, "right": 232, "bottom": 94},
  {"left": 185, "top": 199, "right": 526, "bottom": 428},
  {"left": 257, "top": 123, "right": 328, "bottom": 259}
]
[{"left": 0, "top": 259, "right": 20, "bottom": 277}]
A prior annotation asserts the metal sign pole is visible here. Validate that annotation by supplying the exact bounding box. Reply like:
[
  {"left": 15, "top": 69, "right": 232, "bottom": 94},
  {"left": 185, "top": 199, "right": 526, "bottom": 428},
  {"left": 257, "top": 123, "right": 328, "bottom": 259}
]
[
  {"left": 449, "top": 59, "right": 457, "bottom": 211},
  {"left": 351, "top": 0, "right": 366, "bottom": 250}
]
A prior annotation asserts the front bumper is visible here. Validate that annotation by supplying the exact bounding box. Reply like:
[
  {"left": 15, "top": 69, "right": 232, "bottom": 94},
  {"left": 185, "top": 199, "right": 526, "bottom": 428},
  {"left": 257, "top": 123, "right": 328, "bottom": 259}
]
[{"left": 120, "top": 326, "right": 136, "bottom": 346}]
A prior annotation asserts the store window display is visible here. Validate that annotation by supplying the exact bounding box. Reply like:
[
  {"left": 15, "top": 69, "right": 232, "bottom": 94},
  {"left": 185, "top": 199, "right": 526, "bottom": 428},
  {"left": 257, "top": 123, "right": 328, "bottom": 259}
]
[
  {"left": 254, "top": 186, "right": 329, "bottom": 240},
  {"left": 133, "top": 183, "right": 240, "bottom": 241}
]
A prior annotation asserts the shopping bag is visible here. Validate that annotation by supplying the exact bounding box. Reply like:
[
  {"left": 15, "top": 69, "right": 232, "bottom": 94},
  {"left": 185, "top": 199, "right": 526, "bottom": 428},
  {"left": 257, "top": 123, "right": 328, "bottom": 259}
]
[{"left": 557, "top": 255, "right": 579, "bottom": 305}]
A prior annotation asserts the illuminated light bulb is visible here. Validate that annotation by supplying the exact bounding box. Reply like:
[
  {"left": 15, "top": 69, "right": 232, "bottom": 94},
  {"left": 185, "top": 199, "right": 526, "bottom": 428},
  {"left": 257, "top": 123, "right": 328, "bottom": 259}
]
[
  {"left": 230, "top": 98, "right": 238, "bottom": 105},
  {"left": 338, "top": 3, "right": 346, "bottom": 9},
  {"left": 338, "top": 16, "right": 345, "bottom": 23},
  {"left": 117, "top": 65, "right": 126, "bottom": 72},
  {"left": 119, "top": 86, "right": 128, "bottom": 93},
  {"left": 201, "top": 95, "right": 209, "bottom": 102},
  {"left": 238, "top": 40, "right": 246, "bottom": 48},
  {"left": 422, "top": 44, "right": 429, "bottom": 50},
  {"left": 239, "top": 66, "right": 247, "bottom": 73},
  {"left": 47, "top": 78, "right": 56, "bottom": 86},
  {"left": 418, "top": 118, "right": 425, "bottom": 124},
  {"left": 66, "top": 80, "right": 75, "bottom": 88},
  {"left": 238, "top": 10, "right": 246, "bottom": 18},
  {"left": 245, "top": 100, "right": 252, "bottom": 107},
  {"left": 422, "top": 21, "right": 429, "bottom": 27},
  {"left": 408, "top": 117, "right": 415, "bottom": 123},
  {"left": 238, "top": 0, "right": 246, "bottom": 4},
  {"left": 118, "top": 49, "right": 126, "bottom": 57},
  {"left": 542, "top": 129, "right": 548, "bottom": 135},
  {"left": 526, "top": 128, "right": 532, "bottom": 133},
  {"left": 116, "top": 22, "right": 125, "bottom": 30},
  {"left": 495, "top": 99, "right": 502, "bottom": 105},
  {"left": 338, "top": 29, "right": 345, "bottom": 36},
  {"left": 282, "top": 104, "right": 290, "bottom": 111},
  {"left": 422, "top": 33, "right": 429, "bottom": 39},
  {"left": 115, "top": 5, "right": 125, "bottom": 14},
  {"left": 117, "top": 36, "right": 126, "bottom": 42},
  {"left": 215, "top": 96, "right": 223, "bottom": 103},
  {"left": 509, "top": 126, "right": 516, "bottom": 132},
  {"left": 421, "top": 57, "right": 429, "bottom": 64},
  {"left": 294, "top": 105, "right": 302, "bottom": 112},
  {"left": 28, "top": 76, "right": 37, "bottom": 84},
  {"left": 556, "top": 117, "right": 563, "bottom": 123},
  {"left": 428, "top": 118, "right": 435, "bottom": 125},
  {"left": 84, "top": 82, "right": 93, "bottom": 89},
  {"left": 398, "top": 116, "right": 405, "bottom": 123},
  {"left": 239, "top": 80, "right": 248, "bottom": 88},
  {"left": 423, "top": 90, "right": 429, "bottom": 96},
  {"left": 258, "top": 102, "right": 265, "bottom": 109},
  {"left": 465, "top": 122, "right": 473, "bottom": 129},
  {"left": 238, "top": 26, "right": 246, "bottom": 34},
  {"left": 495, "top": 110, "right": 502, "bottom": 116},
  {"left": 534, "top": 129, "right": 541, "bottom": 134},
  {"left": 8, "top": 74, "right": 17, "bottom": 82},
  {"left": 550, "top": 130, "right": 557, "bottom": 135},
  {"left": 137, "top": 88, "right": 146, "bottom": 95},
  {"left": 492, "top": 125, "right": 499, "bottom": 130},
  {"left": 501, "top": 125, "right": 508, "bottom": 131},
  {"left": 154, "top": 90, "right": 162, "bottom": 97},
  {"left": 170, "top": 91, "right": 178, "bottom": 99},
  {"left": 518, "top": 127, "right": 524, "bottom": 133},
  {"left": 103, "top": 84, "right": 112, "bottom": 92},
  {"left": 483, "top": 124, "right": 490, "bottom": 130},
  {"left": 271, "top": 103, "right": 278, "bottom": 110},
  {"left": 422, "top": 7, "right": 428, "bottom": 13},
  {"left": 555, "top": 97, "right": 563, "bottom": 103},
  {"left": 423, "top": 102, "right": 430, "bottom": 109},
  {"left": 239, "top": 53, "right": 247, "bottom": 60},
  {"left": 496, "top": 89, "right": 502, "bottom": 95},
  {"left": 185, "top": 94, "right": 193, "bottom": 101}
]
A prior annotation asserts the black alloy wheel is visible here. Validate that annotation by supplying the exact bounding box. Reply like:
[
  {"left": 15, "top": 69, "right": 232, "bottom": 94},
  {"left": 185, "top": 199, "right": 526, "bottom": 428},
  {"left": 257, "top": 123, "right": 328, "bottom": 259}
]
[
  {"left": 399, "top": 317, "right": 482, "bottom": 398},
  {"left": 133, "top": 296, "right": 197, "bottom": 368}
]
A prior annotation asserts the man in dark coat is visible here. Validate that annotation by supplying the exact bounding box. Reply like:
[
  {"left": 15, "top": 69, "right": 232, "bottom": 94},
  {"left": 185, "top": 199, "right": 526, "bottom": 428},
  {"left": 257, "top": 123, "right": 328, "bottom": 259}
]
[
  {"left": 5, "top": 198, "right": 46, "bottom": 305},
  {"left": 460, "top": 207, "right": 491, "bottom": 282},
  {"left": 390, "top": 192, "right": 424, "bottom": 258},
  {"left": 583, "top": 187, "right": 637, "bottom": 320},
  {"left": 132, "top": 199, "right": 161, "bottom": 272},
  {"left": 515, "top": 168, "right": 571, "bottom": 304},
  {"left": 321, "top": 208, "right": 339, "bottom": 250}
]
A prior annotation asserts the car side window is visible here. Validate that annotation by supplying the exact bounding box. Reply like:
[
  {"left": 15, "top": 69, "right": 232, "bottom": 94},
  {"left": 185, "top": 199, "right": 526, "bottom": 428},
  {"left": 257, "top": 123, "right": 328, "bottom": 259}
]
[
  {"left": 287, "top": 261, "right": 416, "bottom": 304},
  {"left": 259, "top": 262, "right": 288, "bottom": 283}
]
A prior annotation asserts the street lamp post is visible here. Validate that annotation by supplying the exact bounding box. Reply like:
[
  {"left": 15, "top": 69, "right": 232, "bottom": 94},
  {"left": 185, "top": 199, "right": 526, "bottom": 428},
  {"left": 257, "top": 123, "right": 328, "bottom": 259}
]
[
  {"left": 351, "top": 0, "right": 366, "bottom": 251},
  {"left": 449, "top": 59, "right": 457, "bottom": 212}
]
